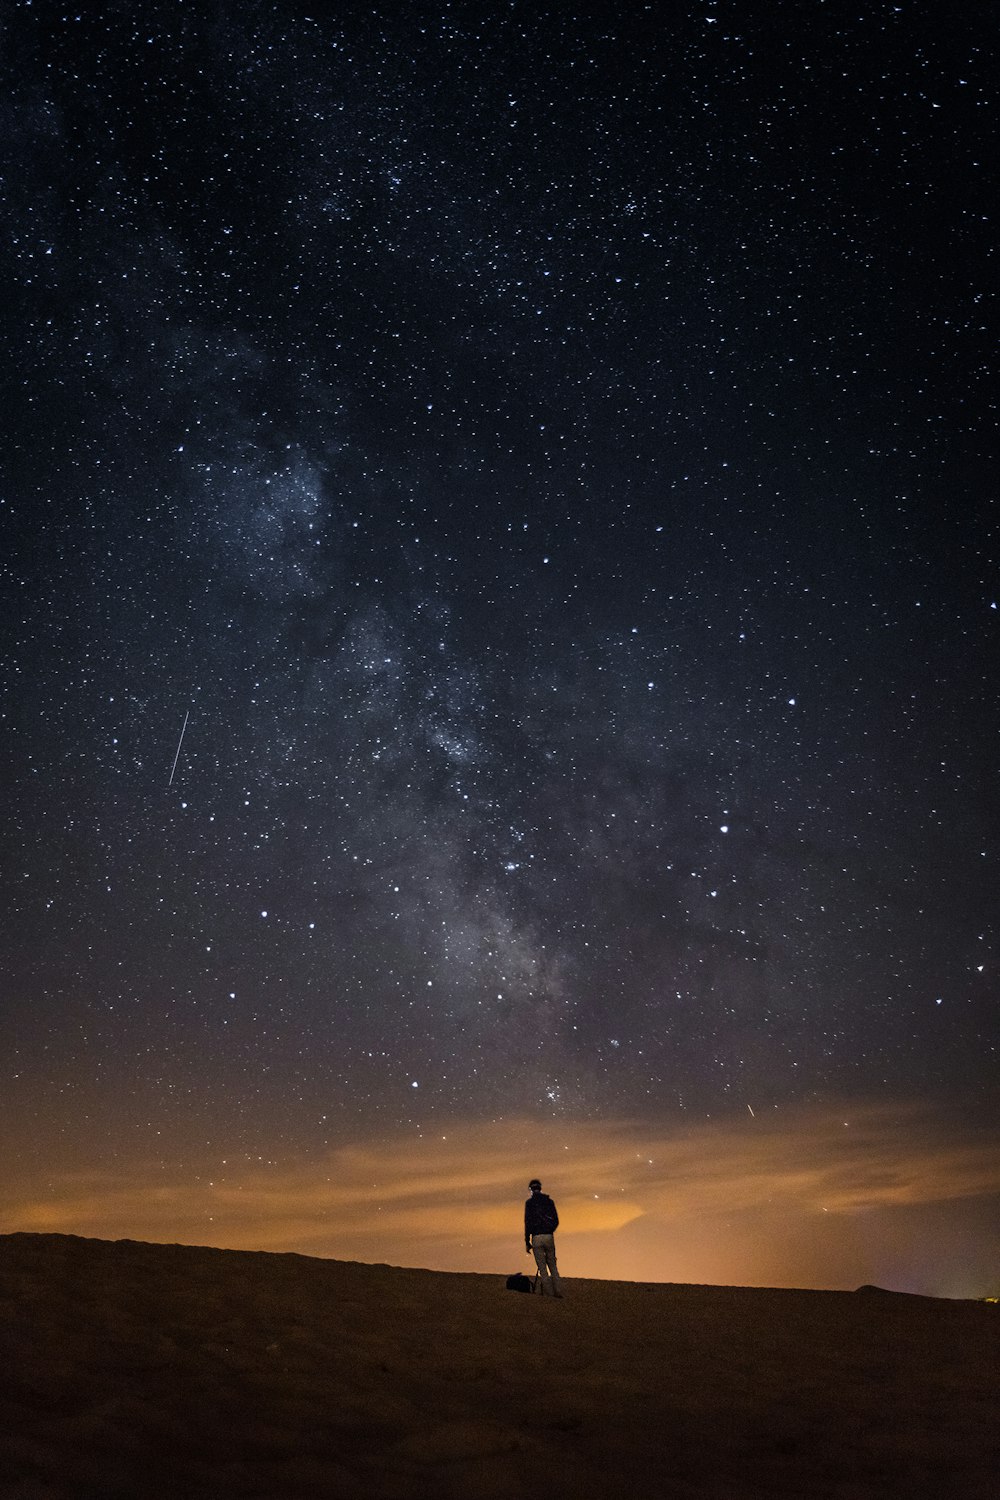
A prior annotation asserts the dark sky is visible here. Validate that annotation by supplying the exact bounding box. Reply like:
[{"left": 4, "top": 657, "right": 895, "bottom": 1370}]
[{"left": 1, "top": 1, "right": 997, "bottom": 1284}]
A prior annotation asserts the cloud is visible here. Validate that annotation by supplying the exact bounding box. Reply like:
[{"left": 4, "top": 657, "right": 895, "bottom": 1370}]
[{"left": 6, "top": 1102, "right": 999, "bottom": 1294}]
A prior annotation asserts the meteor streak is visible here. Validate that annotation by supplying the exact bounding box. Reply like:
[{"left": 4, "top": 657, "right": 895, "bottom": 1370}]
[{"left": 168, "top": 710, "right": 190, "bottom": 786}]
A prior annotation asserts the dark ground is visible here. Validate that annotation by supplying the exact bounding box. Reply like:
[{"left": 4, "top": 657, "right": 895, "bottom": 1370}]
[{"left": 1, "top": 1234, "right": 997, "bottom": 1499}]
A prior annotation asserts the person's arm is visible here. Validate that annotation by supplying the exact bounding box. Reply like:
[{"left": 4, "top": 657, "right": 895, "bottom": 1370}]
[{"left": 524, "top": 1202, "right": 531, "bottom": 1252}]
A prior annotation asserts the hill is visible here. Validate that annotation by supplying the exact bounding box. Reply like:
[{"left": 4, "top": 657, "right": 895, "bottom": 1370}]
[{"left": 1, "top": 1233, "right": 996, "bottom": 1498}]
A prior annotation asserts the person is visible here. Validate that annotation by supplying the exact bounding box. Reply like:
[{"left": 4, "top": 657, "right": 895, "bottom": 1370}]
[{"left": 524, "top": 1178, "right": 564, "bottom": 1297}]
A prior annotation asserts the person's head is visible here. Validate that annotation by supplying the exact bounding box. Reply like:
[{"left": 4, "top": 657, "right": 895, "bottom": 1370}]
[{"left": 529, "top": 1179, "right": 542, "bottom": 1193}]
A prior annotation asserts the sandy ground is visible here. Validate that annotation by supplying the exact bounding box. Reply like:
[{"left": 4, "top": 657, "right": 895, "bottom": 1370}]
[{"left": 0, "top": 1234, "right": 996, "bottom": 1499}]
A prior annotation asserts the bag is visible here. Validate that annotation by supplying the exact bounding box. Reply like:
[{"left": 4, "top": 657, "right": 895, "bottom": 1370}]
[{"left": 505, "top": 1272, "right": 536, "bottom": 1293}]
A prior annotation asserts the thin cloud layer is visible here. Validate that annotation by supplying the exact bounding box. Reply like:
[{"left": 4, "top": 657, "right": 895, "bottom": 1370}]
[{"left": 7, "top": 1102, "right": 999, "bottom": 1295}]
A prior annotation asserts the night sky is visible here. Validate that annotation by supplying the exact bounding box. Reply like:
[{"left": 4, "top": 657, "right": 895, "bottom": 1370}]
[{"left": 2, "top": 0, "right": 998, "bottom": 1292}]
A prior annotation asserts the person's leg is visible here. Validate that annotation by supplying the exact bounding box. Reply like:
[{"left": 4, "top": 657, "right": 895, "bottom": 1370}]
[
  {"left": 544, "top": 1239, "right": 564, "bottom": 1297},
  {"left": 531, "top": 1237, "right": 552, "bottom": 1291}
]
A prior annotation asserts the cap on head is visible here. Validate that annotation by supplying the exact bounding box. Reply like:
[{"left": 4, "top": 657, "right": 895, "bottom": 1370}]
[{"left": 529, "top": 1179, "right": 542, "bottom": 1191}]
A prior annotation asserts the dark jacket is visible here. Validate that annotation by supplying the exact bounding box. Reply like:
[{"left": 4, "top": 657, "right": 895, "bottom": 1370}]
[{"left": 525, "top": 1191, "right": 559, "bottom": 1238}]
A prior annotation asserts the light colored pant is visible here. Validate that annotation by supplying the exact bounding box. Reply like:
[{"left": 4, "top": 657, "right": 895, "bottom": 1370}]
[{"left": 531, "top": 1233, "right": 563, "bottom": 1296}]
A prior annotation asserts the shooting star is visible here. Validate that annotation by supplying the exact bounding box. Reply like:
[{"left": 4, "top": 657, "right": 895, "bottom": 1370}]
[
  {"left": 747, "top": 1104, "right": 755, "bottom": 1118},
  {"left": 168, "top": 709, "right": 190, "bottom": 786}
]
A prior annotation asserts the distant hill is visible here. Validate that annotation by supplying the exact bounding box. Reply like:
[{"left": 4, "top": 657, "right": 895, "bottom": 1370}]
[{"left": 1, "top": 1233, "right": 997, "bottom": 1499}]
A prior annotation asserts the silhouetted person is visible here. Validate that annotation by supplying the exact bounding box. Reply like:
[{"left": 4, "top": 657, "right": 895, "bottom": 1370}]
[{"left": 524, "top": 1178, "right": 564, "bottom": 1297}]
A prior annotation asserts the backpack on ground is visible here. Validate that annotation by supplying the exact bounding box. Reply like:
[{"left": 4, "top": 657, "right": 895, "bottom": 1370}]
[{"left": 505, "top": 1272, "right": 537, "bottom": 1293}]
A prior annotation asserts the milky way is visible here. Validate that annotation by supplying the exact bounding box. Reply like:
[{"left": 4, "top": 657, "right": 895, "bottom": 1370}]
[{"left": 1, "top": 3, "right": 997, "bottom": 1275}]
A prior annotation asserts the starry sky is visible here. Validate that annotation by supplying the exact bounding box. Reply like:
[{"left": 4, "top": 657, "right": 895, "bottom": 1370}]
[{"left": 2, "top": 0, "right": 997, "bottom": 1292}]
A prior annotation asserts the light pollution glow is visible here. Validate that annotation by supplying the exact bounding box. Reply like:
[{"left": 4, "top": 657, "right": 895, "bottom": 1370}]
[{"left": 7, "top": 1102, "right": 999, "bottom": 1298}]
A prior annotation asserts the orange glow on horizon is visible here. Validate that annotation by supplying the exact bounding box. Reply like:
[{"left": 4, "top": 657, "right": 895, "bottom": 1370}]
[{"left": 5, "top": 1101, "right": 998, "bottom": 1298}]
